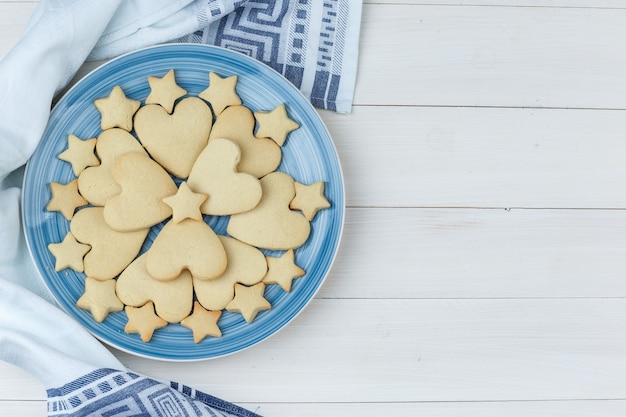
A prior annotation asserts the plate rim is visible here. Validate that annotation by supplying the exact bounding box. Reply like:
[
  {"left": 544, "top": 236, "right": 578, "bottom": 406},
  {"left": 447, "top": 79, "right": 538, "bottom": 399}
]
[{"left": 22, "top": 43, "right": 345, "bottom": 361}]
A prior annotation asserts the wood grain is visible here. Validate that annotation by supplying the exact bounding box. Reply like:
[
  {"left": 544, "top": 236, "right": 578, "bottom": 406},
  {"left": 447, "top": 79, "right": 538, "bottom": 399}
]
[
  {"left": 321, "top": 106, "right": 626, "bottom": 208},
  {"left": 2, "top": 1, "right": 626, "bottom": 417},
  {"left": 357, "top": 4, "right": 626, "bottom": 109},
  {"left": 4, "top": 297, "right": 626, "bottom": 404}
]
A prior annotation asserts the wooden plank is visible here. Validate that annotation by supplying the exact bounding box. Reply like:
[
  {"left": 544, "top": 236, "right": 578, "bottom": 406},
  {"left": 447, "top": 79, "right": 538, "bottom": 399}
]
[
  {"left": 364, "top": 0, "right": 626, "bottom": 8},
  {"left": 318, "top": 207, "right": 626, "bottom": 298},
  {"left": 0, "top": 402, "right": 44, "bottom": 417},
  {"left": 4, "top": 299, "right": 626, "bottom": 403},
  {"left": 109, "top": 298, "right": 626, "bottom": 403},
  {"left": 356, "top": 4, "right": 626, "bottom": 109},
  {"left": 0, "top": 363, "right": 45, "bottom": 401},
  {"left": 320, "top": 106, "right": 626, "bottom": 209},
  {"left": 4, "top": 399, "right": 625, "bottom": 417},
  {"left": 254, "top": 400, "right": 626, "bottom": 417}
]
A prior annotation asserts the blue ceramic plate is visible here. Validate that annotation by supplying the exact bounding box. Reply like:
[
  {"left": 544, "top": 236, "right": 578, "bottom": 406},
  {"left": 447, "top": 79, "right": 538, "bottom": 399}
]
[{"left": 23, "top": 44, "right": 344, "bottom": 361}]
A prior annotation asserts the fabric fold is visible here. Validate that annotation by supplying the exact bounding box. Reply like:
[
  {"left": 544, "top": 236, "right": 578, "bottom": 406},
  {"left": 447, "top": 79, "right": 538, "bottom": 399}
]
[{"left": 0, "top": 0, "right": 361, "bottom": 415}]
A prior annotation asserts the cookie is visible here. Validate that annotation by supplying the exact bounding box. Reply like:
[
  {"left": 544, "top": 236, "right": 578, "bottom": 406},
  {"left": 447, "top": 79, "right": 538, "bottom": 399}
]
[
  {"left": 262, "top": 249, "right": 305, "bottom": 292},
  {"left": 209, "top": 105, "right": 281, "bottom": 178},
  {"left": 103, "top": 152, "right": 177, "bottom": 232},
  {"left": 94, "top": 85, "right": 140, "bottom": 132},
  {"left": 194, "top": 235, "right": 267, "bottom": 311},
  {"left": 162, "top": 182, "right": 207, "bottom": 224},
  {"left": 46, "top": 179, "right": 88, "bottom": 220},
  {"left": 227, "top": 172, "right": 311, "bottom": 250},
  {"left": 70, "top": 207, "right": 149, "bottom": 281},
  {"left": 225, "top": 282, "right": 271, "bottom": 323},
  {"left": 76, "top": 277, "right": 124, "bottom": 323},
  {"left": 289, "top": 181, "right": 331, "bottom": 221},
  {"left": 145, "top": 218, "right": 227, "bottom": 282},
  {"left": 254, "top": 104, "right": 299, "bottom": 146},
  {"left": 145, "top": 69, "right": 187, "bottom": 114},
  {"left": 124, "top": 301, "right": 168, "bottom": 342},
  {"left": 116, "top": 254, "right": 193, "bottom": 323},
  {"left": 58, "top": 134, "right": 99, "bottom": 176},
  {"left": 77, "top": 128, "right": 148, "bottom": 207},
  {"left": 47, "top": 232, "right": 91, "bottom": 272},
  {"left": 180, "top": 301, "right": 222, "bottom": 343},
  {"left": 187, "top": 138, "right": 262, "bottom": 215},
  {"left": 198, "top": 72, "right": 241, "bottom": 116},
  {"left": 134, "top": 96, "right": 212, "bottom": 179}
]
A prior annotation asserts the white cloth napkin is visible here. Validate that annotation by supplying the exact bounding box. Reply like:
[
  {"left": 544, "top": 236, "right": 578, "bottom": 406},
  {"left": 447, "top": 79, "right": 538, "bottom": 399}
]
[{"left": 0, "top": 0, "right": 361, "bottom": 415}]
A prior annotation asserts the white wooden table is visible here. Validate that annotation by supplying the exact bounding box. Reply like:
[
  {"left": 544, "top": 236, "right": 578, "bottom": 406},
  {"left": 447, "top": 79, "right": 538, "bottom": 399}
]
[{"left": 3, "top": 1, "right": 626, "bottom": 416}]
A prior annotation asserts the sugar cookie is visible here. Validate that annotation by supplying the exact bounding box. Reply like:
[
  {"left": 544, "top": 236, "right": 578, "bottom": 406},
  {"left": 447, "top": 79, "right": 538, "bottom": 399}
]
[
  {"left": 199, "top": 72, "right": 241, "bottom": 115},
  {"left": 47, "top": 232, "right": 91, "bottom": 272},
  {"left": 94, "top": 85, "right": 140, "bottom": 132},
  {"left": 78, "top": 128, "right": 148, "bottom": 207},
  {"left": 162, "top": 182, "right": 207, "bottom": 223},
  {"left": 254, "top": 103, "right": 299, "bottom": 146},
  {"left": 227, "top": 172, "right": 311, "bottom": 250},
  {"left": 46, "top": 179, "right": 88, "bottom": 220},
  {"left": 290, "top": 181, "right": 331, "bottom": 221},
  {"left": 124, "top": 301, "right": 167, "bottom": 342},
  {"left": 262, "top": 249, "right": 305, "bottom": 292},
  {"left": 210, "top": 105, "right": 281, "bottom": 178},
  {"left": 145, "top": 218, "right": 227, "bottom": 282},
  {"left": 58, "top": 134, "right": 99, "bottom": 176},
  {"left": 187, "top": 138, "right": 262, "bottom": 215},
  {"left": 70, "top": 207, "right": 149, "bottom": 281},
  {"left": 76, "top": 277, "right": 124, "bottom": 323},
  {"left": 116, "top": 254, "right": 193, "bottom": 323},
  {"left": 194, "top": 235, "right": 267, "bottom": 311},
  {"left": 134, "top": 97, "right": 212, "bottom": 179},
  {"left": 226, "top": 282, "right": 271, "bottom": 323},
  {"left": 103, "top": 152, "right": 177, "bottom": 232},
  {"left": 181, "top": 301, "right": 222, "bottom": 343},
  {"left": 145, "top": 69, "right": 187, "bottom": 114}
]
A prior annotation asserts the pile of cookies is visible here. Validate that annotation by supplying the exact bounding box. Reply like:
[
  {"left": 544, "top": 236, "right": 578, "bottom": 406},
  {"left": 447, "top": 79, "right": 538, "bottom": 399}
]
[{"left": 46, "top": 70, "right": 330, "bottom": 343}]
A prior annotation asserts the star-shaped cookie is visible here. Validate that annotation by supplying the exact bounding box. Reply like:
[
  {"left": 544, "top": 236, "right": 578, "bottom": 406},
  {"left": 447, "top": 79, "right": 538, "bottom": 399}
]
[
  {"left": 199, "top": 72, "right": 241, "bottom": 115},
  {"left": 162, "top": 182, "right": 208, "bottom": 223},
  {"left": 146, "top": 69, "right": 187, "bottom": 114},
  {"left": 289, "top": 181, "right": 331, "bottom": 221},
  {"left": 94, "top": 85, "right": 141, "bottom": 131},
  {"left": 124, "top": 301, "right": 168, "bottom": 342},
  {"left": 226, "top": 282, "right": 271, "bottom": 323},
  {"left": 58, "top": 134, "right": 100, "bottom": 176},
  {"left": 76, "top": 277, "right": 123, "bottom": 323},
  {"left": 254, "top": 103, "right": 299, "bottom": 146},
  {"left": 46, "top": 179, "right": 88, "bottom": 220},
  {"left": 47, "top": 232, "right": 91, "bottom": 272},
  {"left": 263, "top": 249, "right": 305, "bottom": 292},
  {"left": 181, "top": 301, "right": 222, "bottom": 343}
]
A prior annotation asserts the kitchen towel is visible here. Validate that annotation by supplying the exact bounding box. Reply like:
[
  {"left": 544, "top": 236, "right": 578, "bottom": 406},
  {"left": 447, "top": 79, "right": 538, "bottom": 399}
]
[
  {"left": 90, "top": 0, "right": 362, "bottom": 113},
  {"left": 0, "top": 0, "right": 361, "bottom": 415}
]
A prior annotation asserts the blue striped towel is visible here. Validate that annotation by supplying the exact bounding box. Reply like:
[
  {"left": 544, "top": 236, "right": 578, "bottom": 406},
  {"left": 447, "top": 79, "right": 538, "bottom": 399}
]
[
  {"left": 91, "top": 0, "right": 362, "bottom": 113},
  {"left": 0, "top": 1, "right": 361, "bottom": 415}
]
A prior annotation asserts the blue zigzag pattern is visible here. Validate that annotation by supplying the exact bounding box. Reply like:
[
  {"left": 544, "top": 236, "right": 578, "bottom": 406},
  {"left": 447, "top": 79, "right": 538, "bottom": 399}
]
[
  {"left": 47, "top": 368, "right": 262, "bottom": 417},
  {"left": 179, "top": 0, "right": 352, "bottom": 112}
]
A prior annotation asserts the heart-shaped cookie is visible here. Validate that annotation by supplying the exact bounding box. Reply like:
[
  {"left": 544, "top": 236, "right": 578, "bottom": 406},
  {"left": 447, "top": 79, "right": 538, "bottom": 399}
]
[
  {"left": 103, "top": 152, "right": 177, "bottom": 232},
  {"left": 210, "top": 105, "right": 281, "bottom": 178},
  {"left": 145, "top": 218, "right": 227, "bottom": 281},
  {"left": 70, "top": 207, "right": 149, "bottom": 281},
  {"left": 187, "top": 138, "right": 262, "bottom": 215},
  {"left": 134, "top": 96, "right": 212, "bottom": 179},
  {"left": 78, "top": 128, "right": 147, "bottom": 207},
  {"left": 116, "top": 254, "right": 193, "bottom": 323},
  {"left": 194, "top": 235, "right": 267, "bottom": 311},
  {"left": 227, "top": 172, "right": 311, "bottom": 250}
]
